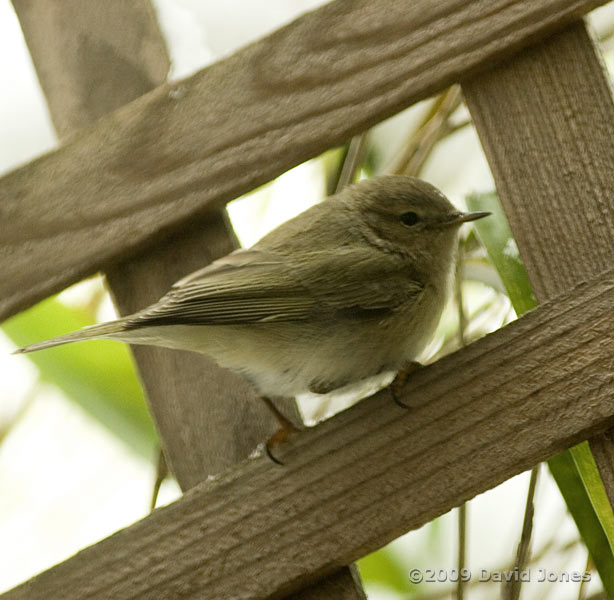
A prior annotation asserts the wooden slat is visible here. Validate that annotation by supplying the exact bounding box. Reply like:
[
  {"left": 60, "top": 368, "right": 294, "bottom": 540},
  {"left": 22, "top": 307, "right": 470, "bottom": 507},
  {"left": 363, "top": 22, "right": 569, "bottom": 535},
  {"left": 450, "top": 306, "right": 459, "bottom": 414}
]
[
  {"left": 5, "top": 267, "right": 614, "bottom": 600},
  {"left": 462, "top": 21, "right": 614, "bottom": 509},
  {"left": 12, "top": 2, "right": 362, "bottom": 598},
  {"left": 591, "top": 437, "right": 614, "bottom": 507},
  {"left": 463, "top": 23, "right": 614, "bottom": 301},
  {"left": 289, "top": 567, "right": 366, "bottom": 600},
  {"left": 12, "top": 0, "right": 169, "bottom": 138},
  {"left": 0, "top": 0, "right": 608, "bottom": 322}
]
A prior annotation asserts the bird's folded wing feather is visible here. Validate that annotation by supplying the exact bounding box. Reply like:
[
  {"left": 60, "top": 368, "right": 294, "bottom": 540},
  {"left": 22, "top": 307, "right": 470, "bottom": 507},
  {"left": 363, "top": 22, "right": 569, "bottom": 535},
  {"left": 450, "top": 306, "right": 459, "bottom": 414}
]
[{"left": 125, "top": 248, "right": 423, "bottom": 328}]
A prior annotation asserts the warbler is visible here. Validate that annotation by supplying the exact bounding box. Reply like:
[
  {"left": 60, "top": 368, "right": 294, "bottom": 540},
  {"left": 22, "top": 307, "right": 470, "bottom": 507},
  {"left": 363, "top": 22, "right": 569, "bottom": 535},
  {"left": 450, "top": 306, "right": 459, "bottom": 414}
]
[{"left": 16, "top": 176, "right": 488, "bottom": 399}]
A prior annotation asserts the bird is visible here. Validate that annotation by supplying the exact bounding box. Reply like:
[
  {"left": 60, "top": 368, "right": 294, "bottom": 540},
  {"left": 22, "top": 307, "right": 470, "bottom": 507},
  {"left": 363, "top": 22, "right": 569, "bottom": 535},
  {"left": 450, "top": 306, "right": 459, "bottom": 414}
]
[{"left": 15, "top": 176, "right": 488, "bottom": 449}]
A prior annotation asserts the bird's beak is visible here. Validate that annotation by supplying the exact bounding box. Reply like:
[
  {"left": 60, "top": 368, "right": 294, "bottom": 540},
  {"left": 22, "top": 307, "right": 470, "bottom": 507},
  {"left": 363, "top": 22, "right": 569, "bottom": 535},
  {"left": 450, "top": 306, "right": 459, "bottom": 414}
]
[{"left": 443, "top": 211, "right": 491, "bottom": 226}]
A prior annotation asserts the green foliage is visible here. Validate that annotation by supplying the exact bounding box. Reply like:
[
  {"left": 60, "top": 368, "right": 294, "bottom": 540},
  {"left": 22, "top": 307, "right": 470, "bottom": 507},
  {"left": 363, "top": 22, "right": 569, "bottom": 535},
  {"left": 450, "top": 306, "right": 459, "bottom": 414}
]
[
  {"left": 466, "top": 191, "right": 536, "bottom": 316},
  {"left": 358, "top": 547, "right": 416, "bottom": 595},
  {"left": 3, "top": 294, "right": 158, "bottom": 460},
  {"left": 550, "top": 446, "right": 614, "bottom": 592}
]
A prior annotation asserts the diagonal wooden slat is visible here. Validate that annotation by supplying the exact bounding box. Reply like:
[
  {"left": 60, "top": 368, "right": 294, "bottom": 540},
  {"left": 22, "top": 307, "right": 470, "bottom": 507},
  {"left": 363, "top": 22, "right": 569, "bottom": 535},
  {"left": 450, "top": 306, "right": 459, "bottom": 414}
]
[
  {"left": 11, "top": 2, "right": 362, "bottom": 598},
  {"left": 4, "top": 266, "right": 614, "bottom": 600},
  {"left": 463, "top": 21, "right": 614, "bottom": 506},
  {"left": 0, "top": 0, "right": 609, "bottom": 322}
]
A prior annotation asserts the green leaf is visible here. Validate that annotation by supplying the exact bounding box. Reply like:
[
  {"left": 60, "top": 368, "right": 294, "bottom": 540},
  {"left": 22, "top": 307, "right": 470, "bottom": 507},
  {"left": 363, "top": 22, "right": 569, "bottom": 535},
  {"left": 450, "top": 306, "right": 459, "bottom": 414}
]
[
  {"left": 466, "top": 191, "right": 536, "bottom": 316},
  {"left": 467, "top": 191, "right": 614, "bottom": 595},
  {"left": 570, "top": 444, "right": 614, "bottom": 544},
  {"left": 358, "top": 547, "right": 414, "bottom": 595},
  {"left": 550, "top": 446, "right": 614, "bottom": 592},
  {"left": 4, "top": 295, "right": 157, "bottom": 459}
]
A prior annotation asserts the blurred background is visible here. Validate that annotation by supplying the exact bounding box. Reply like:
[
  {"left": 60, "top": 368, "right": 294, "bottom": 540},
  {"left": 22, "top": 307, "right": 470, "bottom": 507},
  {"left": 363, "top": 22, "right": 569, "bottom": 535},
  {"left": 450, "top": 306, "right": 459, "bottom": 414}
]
[{"left": 2, "top": 1, "right": 614, "bottom": 598}]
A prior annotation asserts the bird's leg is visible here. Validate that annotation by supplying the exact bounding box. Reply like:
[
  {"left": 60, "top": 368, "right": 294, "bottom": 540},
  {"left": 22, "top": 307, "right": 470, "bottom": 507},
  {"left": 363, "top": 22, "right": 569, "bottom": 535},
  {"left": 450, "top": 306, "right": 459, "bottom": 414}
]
[
  {"left": 260, "top": 396, "right": 301, "bottom": 465},
  {"left": 390, "top": 361, "right": 422, "bottom": 408}
]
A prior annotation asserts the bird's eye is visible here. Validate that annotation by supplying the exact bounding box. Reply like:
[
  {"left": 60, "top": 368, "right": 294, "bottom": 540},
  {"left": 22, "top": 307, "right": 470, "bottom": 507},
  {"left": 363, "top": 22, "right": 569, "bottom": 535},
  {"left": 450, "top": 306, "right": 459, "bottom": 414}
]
[{"left": 400, "top": 211, "right": 420, "bottom": 226}]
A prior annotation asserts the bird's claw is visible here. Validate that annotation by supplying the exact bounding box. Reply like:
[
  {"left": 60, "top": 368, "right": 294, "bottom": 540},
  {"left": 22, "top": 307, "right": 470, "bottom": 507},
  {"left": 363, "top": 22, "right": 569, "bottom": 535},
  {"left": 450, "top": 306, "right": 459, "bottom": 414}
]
[
  {"left": 261, "top": 396, "right": 301, "bottom": 465},
  {"left": 264, "top": 422, "right": 301, "bottom": 465},
  {"left": 390, "top": 361, "right": 422, "bottom": 408}
]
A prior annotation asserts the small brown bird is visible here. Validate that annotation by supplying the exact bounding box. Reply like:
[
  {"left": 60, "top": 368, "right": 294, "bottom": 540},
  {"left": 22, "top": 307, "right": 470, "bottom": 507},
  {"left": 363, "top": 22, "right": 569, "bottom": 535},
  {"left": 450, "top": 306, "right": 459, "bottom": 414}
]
[{"left": 17, "top": 175, "right": 488, "bottom": 412}]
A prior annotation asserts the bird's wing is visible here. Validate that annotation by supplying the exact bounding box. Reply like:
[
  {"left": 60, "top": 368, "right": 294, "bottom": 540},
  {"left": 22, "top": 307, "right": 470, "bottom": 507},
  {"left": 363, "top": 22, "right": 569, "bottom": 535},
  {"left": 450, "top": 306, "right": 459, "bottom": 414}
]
[
  {"left": 300, "top": 247, "right": 424, "bottom": 315},
  {"left": 125, "top": 248, "right": 423, "bottom": 328}
]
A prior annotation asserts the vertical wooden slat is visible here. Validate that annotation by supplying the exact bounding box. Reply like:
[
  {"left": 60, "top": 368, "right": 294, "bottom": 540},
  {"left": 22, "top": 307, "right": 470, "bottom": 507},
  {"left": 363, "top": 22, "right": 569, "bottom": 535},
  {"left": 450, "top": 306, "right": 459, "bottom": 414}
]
[
  {"left": 12, "top": 0, "right": 169, "bottom": 138},
  {"left": 12, "top": 1, "right": 365, "bottom": 596},
  {"left": 463, "top": 21, "right": 614, "bottom": 504}
]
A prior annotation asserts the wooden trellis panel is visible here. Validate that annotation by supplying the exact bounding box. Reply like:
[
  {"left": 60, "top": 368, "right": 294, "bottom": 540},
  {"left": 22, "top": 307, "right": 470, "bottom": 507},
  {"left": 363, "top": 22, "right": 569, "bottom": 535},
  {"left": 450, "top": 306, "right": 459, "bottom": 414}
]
[
  {"left": 0, "top": 0, "right": 607, "bottom": 322},
  {"left": 10, "top": 1, "right": 360, "bottom": 598},
  {"left": 4, "top": 268, "right": 614, "bottom": 599},
  {"left": 3, "top": 0, "right": 614, "bottom": 598}
]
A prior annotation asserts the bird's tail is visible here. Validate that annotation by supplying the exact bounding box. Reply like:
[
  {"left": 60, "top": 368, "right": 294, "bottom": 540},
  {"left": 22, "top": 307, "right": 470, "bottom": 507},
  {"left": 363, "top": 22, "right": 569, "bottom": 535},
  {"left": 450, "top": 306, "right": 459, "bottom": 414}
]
[{"left": 13, "top": 319, "right": 129, "bottom": 354}]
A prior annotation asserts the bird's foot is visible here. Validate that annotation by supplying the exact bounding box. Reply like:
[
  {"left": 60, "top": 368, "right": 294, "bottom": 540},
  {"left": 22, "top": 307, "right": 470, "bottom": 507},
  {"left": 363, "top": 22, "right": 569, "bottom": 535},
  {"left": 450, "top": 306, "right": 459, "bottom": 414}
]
[
  {"left": 260, "top": 396, "right": 301, "bottom": 465},
  {"left": 390, "top": 361, "right": 422, "bottom": 408}
]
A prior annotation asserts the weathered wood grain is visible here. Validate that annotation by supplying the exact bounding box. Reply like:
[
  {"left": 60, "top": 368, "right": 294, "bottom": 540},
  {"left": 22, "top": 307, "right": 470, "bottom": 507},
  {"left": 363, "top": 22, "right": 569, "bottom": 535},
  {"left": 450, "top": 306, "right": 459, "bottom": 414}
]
[
  {"left": 591, "top": 433, "right": 614, "bottom": 507},
  {"left": 290, "top": 567, "right": 367, "bottom": 600},
  {"left": 463, "top": 23, "right": 614, "bottom": 301},
  {"left": 12, "top": 2, "right": 361, "bottom": 598},
  {"left": 5, "top": 267, "right": 614, "bottom": 600},
  {"left": 0, "top": 0, "right": 608, "bottom": 322},
  {"left": 463, "top": 21, "right": 614, "bottom": 507},
  {"left": 12, "top": 0, "right": 169, "bottom": 138}
]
